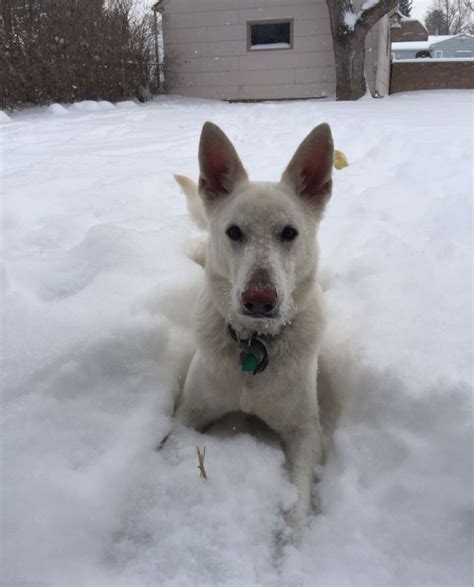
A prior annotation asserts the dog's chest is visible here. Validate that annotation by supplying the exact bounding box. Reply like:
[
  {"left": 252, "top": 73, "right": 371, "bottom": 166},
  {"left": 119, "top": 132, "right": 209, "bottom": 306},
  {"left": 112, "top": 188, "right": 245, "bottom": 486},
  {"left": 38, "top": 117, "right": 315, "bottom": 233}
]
[{"left": 236, "top": 359, "right": 291, "bottom": 419}]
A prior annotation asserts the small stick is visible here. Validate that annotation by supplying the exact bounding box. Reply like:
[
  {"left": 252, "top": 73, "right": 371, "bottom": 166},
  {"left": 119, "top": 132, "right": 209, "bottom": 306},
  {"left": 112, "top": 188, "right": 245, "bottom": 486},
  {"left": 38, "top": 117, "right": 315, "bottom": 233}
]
[{"left": 196, "top": 446, "right": 207, "bottom": 480}]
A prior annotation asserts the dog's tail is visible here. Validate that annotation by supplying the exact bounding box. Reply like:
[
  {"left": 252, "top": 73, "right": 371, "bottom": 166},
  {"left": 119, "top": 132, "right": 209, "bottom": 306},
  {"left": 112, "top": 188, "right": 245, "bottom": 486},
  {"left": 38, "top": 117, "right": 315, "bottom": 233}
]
[
  {"left": 174, "top": 174, "right": 208, "bottom": 268},
  {"left": 174, "top": 174, "right": 208, "bottom": 231}
]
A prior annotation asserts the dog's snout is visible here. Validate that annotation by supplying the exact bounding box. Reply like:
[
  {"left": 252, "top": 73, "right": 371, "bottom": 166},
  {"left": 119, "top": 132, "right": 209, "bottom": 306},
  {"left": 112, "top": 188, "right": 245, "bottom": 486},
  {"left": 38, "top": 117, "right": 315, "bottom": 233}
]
[{"left": 241, "top": 285, "right": 278, "bottom": 317}]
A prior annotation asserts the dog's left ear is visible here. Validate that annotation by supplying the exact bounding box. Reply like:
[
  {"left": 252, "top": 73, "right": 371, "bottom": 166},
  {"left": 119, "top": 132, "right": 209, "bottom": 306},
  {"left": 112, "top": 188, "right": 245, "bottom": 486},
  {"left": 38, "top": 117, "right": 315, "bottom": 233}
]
[
  {"left": 281, "top": 123, "right": 334, "bottom": 210},
  {"left": 198, "top": 122, "right": 248, "bottom": 203}
]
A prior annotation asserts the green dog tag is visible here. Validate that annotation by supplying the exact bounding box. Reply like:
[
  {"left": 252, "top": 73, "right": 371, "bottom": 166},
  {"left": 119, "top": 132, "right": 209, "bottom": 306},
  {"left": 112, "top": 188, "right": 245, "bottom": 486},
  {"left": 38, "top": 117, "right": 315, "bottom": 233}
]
[{"left": 241, "top": 353, "right": 258, "bottom": 373}]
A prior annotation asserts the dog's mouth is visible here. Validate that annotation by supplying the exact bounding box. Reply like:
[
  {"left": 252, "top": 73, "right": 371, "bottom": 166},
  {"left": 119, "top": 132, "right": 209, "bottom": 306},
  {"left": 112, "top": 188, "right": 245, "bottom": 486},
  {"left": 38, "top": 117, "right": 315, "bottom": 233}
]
[
  {"left": 239, "top": 305, "right": 280, "bottom": 319},
  {"left": 234, "top": 299, "right": 287, "bottom": 337}
]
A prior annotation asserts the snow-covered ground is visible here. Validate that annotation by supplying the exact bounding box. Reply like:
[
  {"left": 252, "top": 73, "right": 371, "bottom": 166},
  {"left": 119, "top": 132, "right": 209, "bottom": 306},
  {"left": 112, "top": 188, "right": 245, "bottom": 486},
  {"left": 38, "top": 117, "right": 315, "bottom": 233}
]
[{"left": 2, "top": 91, "right": 473, "bottom": 586}]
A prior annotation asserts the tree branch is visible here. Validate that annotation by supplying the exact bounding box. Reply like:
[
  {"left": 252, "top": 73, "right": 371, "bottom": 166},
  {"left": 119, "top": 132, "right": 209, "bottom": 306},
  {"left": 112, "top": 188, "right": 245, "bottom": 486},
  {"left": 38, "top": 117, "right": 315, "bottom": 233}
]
[{"left": 358, "top": 0, "right": 399, "bottom": 33}]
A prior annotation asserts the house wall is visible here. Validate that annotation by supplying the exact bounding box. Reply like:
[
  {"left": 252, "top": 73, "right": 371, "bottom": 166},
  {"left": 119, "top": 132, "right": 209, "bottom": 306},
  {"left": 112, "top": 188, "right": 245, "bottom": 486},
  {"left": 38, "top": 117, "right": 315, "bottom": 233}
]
[
  {"left": 162, "top": 0, "right": 336, "bottom": 100},
  {"left": 390, "top": 60, "right": 474, "bottom": 93},
  {"left": 430, "top": 36, "right": 474, "bottom": 58},
  {"left": 392, "top": 48, "right": 422, "bottom": 59}
]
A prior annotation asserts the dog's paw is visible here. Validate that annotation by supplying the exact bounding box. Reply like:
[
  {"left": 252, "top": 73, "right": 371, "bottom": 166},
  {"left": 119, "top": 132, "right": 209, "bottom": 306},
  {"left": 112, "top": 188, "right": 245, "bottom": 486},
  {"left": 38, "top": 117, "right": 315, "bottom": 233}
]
[{"left": 281, "top": 504, "right": 307, "bottom": 547}]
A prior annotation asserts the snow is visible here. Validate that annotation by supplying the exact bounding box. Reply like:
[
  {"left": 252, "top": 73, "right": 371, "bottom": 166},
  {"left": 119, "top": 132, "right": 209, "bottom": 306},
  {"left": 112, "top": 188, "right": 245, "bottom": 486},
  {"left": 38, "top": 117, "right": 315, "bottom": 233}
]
[
  {"left": 426, "top": 34, "right": 453, "bottom": 43},
  {"left": 393, "top": 57, "right": 474, "bottom": 62},
  {"left": 361, "top": 0, "right": 380, "bottom": 10},
  {"left": 345, "top": 0, "right": 380, "bottom": 30},
  {"left": 344, "top": 10, "right": 359, "bottom": 31},
  {"left": 0, "top": 110, "right": 12, "bottom": 123},
  {"left": 69, "top": 100, "right": 103, "bottom": 112},
  {"left": 47, "top": 103, "right": 69, "bottom": 116},
  {"left": 115, "top": 100, "right": 139, "bottom": 109},
  {"left": 250, "top": 42, "right": 291, "bottom": 50},
  {"left": 392, "top": 35, "right": 455, "bottom": 52},
  {"left": 2, "top": 91, "right": 473, "bottom": 586}
]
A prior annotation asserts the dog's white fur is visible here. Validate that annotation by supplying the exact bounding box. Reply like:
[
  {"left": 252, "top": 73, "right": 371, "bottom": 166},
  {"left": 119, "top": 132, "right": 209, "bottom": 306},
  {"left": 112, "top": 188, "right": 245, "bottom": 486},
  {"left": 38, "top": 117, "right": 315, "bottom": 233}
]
[{"left": 173, "top": 121, "right": 334, "bottom": 537}]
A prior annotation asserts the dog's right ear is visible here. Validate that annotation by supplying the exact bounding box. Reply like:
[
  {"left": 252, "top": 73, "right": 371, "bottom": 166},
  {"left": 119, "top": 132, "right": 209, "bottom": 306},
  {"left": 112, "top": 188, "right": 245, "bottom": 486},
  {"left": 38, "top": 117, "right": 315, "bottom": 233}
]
[
  {"left": 198, "top": 122, "right": 248, "bottom": 202},
  {"left": 281, "top": 123, "right": 334, "bottom": 212}
]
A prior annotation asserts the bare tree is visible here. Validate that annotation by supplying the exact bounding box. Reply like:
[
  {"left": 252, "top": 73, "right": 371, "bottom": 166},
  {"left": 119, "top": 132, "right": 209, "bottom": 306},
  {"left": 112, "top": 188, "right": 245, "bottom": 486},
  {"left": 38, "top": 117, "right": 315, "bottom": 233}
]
[
  {"left": 425, "top": 8, "right": 450, "bottom": 33},
  {"left": 326, "top": 0, "right": 398, "bottom": 101},
  {"left": 425, "top": 0, "right": 473, "bottom": 34}
]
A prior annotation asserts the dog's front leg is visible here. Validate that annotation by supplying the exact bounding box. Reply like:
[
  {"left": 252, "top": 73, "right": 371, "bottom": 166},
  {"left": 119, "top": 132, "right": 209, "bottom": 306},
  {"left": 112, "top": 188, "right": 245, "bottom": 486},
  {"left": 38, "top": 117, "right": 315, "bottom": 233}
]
[
  {"left": 159, "top": 352, "right": 234, "bottom": 451},
  {"left": 281, "top": 420, "right": 323, "bottom": 537}
]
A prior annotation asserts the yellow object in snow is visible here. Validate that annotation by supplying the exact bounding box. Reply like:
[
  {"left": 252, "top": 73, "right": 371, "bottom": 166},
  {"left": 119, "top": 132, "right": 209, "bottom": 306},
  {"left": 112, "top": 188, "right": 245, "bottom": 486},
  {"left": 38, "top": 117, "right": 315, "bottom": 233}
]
[{"left": 334, "top": 149, "right": 349, "bottom": 170}]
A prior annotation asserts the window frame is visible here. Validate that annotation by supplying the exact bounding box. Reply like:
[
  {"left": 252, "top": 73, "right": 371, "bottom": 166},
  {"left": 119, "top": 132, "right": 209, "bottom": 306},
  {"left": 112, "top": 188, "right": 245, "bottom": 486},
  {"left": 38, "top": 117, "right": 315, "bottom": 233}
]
[{"left": 246, "top": 18, "right": 294, "bottom": 52}]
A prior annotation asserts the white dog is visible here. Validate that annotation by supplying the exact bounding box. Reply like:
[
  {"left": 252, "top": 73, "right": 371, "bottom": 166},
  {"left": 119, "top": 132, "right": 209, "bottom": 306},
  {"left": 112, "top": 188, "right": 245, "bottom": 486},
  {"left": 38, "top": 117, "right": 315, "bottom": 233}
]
[{"left": 172, "top": 121, "right": 335, "bottom": 537}]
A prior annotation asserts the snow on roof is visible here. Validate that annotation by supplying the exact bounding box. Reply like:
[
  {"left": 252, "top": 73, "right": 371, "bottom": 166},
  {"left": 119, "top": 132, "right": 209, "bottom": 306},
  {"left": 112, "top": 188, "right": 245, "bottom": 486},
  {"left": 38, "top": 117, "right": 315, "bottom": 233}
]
[
  {"left": 392, "top": 35, "right": 453, "bottom": 51},
  {"left": 392, "top": 40, "right": 430, "bottom": 51},
  {"left": 430, "top": 33, "right": 474, "bottom": 46}
]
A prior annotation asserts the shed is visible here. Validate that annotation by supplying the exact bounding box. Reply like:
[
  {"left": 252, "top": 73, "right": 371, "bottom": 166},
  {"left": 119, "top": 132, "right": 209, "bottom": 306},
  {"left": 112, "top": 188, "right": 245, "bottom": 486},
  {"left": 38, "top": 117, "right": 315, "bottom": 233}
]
[{"left": 161, "top": 0, "right": 391, "bottom": 100}]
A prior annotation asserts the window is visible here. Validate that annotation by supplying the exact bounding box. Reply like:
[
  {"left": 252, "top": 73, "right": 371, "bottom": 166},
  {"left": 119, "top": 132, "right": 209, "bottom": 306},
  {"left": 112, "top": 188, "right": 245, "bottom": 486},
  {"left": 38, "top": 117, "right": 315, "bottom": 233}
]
[
  {"left": 247, "top": 19, "right": 293, "bottom": 51},
  {"left": 434, "top": 50, "right": 443, "bottom": 58}
]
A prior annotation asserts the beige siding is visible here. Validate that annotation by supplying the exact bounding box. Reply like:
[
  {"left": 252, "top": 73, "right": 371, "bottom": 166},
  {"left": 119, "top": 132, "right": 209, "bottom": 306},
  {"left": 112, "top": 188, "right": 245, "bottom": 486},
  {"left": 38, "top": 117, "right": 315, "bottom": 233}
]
[
  {"left": 163, "top": 0, "right": 389, "bottom": 100},
  {"left": 365, "top": 25, "right": 377, "bottom": 93},
  {"left": 376, "top": 16, "right": 391, "bottom": 96},
  {"left": 167, "top": 0, "right": 330, "bottom": 13},
  {"left": 365, "top": 15, "right": 391, "bottom": 97}
]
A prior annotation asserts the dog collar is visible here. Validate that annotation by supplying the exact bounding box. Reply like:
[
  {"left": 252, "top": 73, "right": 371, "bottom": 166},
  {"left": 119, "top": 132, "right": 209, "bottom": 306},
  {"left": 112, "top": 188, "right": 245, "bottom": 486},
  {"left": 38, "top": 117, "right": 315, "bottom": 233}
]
[{"left": 228, "top": 325, "right": 269, "bottom": 375}]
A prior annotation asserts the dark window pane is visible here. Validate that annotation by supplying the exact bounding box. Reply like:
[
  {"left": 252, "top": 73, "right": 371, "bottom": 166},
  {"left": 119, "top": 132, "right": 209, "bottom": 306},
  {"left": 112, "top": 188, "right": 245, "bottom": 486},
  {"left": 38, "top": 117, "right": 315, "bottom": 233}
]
[{"left": 250, "top": 22, "right": 290, "bottom": 46}]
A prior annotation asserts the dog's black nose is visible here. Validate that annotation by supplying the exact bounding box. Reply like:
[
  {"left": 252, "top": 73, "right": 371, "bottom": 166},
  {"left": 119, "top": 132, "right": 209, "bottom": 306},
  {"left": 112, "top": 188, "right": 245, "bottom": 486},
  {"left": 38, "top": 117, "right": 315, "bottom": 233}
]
[{"left": 241, "top": 286, "right": 278, "bottom": 316}]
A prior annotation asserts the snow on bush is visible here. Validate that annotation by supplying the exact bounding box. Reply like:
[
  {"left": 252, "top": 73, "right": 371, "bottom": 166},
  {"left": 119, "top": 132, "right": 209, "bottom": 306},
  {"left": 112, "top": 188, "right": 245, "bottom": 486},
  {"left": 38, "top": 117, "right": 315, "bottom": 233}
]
[
  {"left": 0, "top": 110, "right": 12, "bottom": 123},
  {"left": 47, "top": 104, "right": 69, "bottom": 116}
]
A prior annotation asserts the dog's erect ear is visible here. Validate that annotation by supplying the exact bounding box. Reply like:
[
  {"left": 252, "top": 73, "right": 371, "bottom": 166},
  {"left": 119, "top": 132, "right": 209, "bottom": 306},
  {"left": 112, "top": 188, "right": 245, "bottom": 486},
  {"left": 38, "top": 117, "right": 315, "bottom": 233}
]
[
  {"left": 281, "top": 123, "right": 334, "bottom": 208},
  {"left": 198, "top": 122, "right": 248, "bottom": 201}
]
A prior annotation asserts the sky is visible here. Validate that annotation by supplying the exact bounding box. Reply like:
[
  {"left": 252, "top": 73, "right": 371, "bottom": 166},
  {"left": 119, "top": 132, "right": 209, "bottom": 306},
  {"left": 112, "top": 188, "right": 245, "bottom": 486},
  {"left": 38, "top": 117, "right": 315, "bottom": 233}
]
[{"left": 411, "top": 0, "right": 431, "bottom": 21}]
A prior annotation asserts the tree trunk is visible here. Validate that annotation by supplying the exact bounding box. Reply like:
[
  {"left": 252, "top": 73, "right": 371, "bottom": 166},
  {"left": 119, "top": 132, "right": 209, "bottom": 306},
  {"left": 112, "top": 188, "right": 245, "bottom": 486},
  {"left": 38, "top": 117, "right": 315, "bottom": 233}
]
[
  {"left": 326, "top": 0, "right": 398, "bottom": 100},
  {"left": 333, "top": 32, "right": 367, "bottom": 101}
]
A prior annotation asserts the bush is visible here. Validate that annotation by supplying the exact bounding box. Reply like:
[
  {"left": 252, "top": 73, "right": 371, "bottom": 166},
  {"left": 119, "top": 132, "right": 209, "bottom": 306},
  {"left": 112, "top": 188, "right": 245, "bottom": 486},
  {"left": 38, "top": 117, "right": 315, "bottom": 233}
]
[{"left": 0, "top": 0, "right": 158, "bottom": 109}]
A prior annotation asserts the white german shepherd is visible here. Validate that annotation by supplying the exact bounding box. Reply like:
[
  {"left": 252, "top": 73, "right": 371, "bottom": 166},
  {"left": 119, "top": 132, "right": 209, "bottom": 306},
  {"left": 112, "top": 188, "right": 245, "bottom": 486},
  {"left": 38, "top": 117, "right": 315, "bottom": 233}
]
[{"left": 172, "top": 121, "right": 335, "bottom": 537}]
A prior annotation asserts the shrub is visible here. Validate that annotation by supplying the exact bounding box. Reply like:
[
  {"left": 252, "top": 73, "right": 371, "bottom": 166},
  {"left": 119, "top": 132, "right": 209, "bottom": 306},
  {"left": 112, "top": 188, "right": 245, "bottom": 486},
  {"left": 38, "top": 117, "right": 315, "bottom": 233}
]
[{"left": 0, "top": 0, "right": 159, "bottom": 109}]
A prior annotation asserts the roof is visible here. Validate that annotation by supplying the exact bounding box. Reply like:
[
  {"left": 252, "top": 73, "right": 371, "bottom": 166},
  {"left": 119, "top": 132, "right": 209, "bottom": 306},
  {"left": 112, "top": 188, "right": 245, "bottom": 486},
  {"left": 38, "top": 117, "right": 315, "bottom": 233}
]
[
  {"left": 392, "top": 35, "right": 453, "bottom": 51},
  {"left": 430, "top": 34, "right": 474, "bottom": 47},
  {"left": 390, "top": 18, "right": 428, "bottom": 42}
]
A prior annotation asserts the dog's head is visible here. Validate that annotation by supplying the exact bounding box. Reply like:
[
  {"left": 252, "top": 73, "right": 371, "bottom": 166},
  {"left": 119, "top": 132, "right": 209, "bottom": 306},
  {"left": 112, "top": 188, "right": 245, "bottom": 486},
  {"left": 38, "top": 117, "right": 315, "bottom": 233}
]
[{"left": 197, "top": 121, "right": 333, "bottom": 335}]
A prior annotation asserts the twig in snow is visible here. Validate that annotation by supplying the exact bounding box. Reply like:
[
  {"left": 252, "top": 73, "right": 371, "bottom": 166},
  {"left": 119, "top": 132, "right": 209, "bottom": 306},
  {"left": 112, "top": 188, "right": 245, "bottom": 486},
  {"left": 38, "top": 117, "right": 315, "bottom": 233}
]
[{"left": 196, "top": 446, "right": 207, "bottom": 480}]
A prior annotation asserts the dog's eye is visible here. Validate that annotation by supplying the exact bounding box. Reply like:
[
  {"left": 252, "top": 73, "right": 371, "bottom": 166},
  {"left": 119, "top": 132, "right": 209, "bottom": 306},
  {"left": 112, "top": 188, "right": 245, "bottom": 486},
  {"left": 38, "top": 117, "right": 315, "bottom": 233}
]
[
  {"left": 280, "top": 226, "right": 298, "bottom": 241},
  {"left": 226, "top": 225, "right": 243, "bottom": 241}
]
